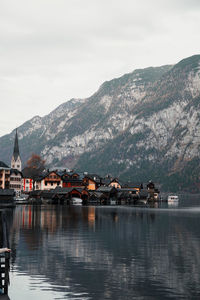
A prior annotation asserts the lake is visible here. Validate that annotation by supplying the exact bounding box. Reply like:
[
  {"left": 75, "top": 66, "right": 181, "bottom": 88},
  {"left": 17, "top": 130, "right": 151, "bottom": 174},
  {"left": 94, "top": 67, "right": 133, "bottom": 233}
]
[{"left": 3, "top": 196, "right": 200, "bottom": 299}]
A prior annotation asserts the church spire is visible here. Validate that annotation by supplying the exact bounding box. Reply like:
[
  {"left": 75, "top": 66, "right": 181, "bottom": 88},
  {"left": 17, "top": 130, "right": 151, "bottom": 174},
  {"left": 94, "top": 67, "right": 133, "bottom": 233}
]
[
  {"left": 13, "top": 128, "right": 20, "bottom": 161},
  {"left": 11, "top": 128, "right": 22, "bottom": 171}
]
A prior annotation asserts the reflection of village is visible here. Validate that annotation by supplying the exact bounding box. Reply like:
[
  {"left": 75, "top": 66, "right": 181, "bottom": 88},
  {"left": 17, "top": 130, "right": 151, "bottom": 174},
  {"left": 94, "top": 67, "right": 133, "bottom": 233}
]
[
  {"left": 12, "top": 205, "right": 96, "bottom": 232},
  {"left": 0, "top": 129, "right": 160, "bottom": 206},
  {"left": 7, "top": 205, "right": 200, "bottom": 299}
]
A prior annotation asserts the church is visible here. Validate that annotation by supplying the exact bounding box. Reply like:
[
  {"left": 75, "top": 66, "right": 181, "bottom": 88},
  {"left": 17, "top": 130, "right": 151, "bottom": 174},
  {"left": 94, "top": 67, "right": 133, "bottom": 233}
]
[{"left": 9, "top": 129, "right": 22, "bottom": 196}]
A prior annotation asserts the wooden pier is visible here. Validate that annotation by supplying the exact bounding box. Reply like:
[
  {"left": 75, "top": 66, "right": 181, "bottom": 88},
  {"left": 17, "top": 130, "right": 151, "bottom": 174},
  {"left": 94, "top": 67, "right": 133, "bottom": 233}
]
[
  {"left": 0, "top": 213, "right": 10, "bottom": 297},
  {"left": 0, "top": 252, "right": 10, "bottom": 295}
]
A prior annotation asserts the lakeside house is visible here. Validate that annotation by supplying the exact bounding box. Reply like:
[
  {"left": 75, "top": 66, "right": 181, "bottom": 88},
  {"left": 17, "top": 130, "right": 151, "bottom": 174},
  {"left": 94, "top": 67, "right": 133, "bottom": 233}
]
[
  {"left": 39, "top": 170, "right": 63, "bottom": 190},
  {"left": 0, "top": 162, "right": 10, "bottom": 190},
  {"left": 108, "top": 178, "right": 122, "bottom": 189},
  {"left": 82, "top": 174, "right": 103, "bottom": 190}
]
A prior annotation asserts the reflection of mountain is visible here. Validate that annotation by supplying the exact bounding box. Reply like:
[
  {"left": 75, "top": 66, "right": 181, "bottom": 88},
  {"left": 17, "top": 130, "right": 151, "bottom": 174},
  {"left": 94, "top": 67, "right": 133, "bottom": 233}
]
[{"left": 8, "top": 206, "right": 200, "bottom": 299}]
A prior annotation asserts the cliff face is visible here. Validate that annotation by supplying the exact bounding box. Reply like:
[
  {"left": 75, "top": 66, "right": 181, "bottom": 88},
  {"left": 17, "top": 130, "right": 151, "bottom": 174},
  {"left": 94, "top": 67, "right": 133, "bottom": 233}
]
[{"left": 1, "top": 55, "right": 200, "bottom": 191}]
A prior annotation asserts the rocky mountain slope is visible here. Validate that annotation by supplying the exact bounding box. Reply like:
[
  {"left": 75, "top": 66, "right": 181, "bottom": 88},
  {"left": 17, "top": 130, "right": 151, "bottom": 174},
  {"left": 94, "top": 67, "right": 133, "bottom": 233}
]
[{"left": 1, "top": 55, "right": 200, "bottom": 191}]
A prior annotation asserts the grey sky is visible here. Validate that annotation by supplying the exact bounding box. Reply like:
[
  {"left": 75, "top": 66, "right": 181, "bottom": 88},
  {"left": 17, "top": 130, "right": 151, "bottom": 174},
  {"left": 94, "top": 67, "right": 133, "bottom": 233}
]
[{"left": 0, "top": 0, "right": 200, "bottom": 137}]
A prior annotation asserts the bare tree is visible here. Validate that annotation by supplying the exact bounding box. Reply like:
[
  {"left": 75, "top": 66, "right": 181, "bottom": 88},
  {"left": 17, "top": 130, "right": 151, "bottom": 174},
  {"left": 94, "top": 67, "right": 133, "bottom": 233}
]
[{"left": 25, "top": 154, "right": 46, "bottom": 190}]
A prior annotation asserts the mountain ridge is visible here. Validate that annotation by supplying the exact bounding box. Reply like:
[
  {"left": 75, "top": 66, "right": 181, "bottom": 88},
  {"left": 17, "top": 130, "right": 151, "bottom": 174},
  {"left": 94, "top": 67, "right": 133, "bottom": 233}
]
[{"left": 0, "top": 54, "right": 200, "bottom": 192}]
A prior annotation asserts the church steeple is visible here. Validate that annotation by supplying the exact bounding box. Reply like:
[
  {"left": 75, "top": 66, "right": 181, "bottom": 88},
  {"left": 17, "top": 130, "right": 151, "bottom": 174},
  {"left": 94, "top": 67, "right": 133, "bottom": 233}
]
[
  {"left": 13, "top": 129, "right": 20, "bottom": 160},
  {"left": 11, "top": 129, "right": 22, "bottom": 171}
]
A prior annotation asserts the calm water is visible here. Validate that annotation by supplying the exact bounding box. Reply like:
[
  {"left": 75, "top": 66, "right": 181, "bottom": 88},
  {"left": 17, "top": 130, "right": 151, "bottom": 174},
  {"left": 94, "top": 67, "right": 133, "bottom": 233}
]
[{"left": 3, "top": 196, "right": 200, "bottom": 299}]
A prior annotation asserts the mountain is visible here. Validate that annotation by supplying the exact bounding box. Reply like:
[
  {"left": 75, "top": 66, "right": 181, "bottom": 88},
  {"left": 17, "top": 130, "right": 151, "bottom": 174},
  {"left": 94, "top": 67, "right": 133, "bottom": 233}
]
[{"left": 0, "top": 55, "right": 200, "bottom": 192}]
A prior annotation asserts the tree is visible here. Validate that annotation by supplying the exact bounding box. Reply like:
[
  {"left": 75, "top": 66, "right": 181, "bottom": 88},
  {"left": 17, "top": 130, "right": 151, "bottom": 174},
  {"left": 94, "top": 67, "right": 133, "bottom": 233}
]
[{"left": 25, "top": 154, "right": 46, "bottom": 190}]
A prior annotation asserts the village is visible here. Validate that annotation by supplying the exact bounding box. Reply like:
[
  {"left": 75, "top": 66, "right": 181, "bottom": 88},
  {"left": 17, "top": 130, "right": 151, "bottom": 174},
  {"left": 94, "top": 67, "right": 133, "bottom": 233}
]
[{"left": 0, "top": 130, "right": 160, "bottom": 206}]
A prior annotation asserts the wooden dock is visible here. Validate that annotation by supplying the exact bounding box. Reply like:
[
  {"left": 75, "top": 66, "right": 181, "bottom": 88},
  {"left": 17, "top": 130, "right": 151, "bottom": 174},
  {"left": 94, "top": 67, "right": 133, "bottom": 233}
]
[
  {"left": 0, "top": 213, "right": 10, "bottom": 296},
  {"left": 0, "top": 253, "right": 10, "bottom": 295},
  {"left": 0, "top": 295, "right": 10, "bottom": 300}
]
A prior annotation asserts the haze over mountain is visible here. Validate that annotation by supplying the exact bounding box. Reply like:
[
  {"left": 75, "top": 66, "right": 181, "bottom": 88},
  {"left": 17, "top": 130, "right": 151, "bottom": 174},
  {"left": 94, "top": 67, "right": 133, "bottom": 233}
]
[{"left": 1, "top": 55, "right": 200, "bottom": 191}]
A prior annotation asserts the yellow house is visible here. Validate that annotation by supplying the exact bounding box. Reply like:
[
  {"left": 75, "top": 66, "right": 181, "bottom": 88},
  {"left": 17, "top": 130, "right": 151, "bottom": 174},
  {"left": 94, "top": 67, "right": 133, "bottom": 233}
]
[
  {"left": 109, "top": 178, "right": 121, "bottom": 189},
  {"left": 83, "top": 176, "right": 98, "bottom": 190}
]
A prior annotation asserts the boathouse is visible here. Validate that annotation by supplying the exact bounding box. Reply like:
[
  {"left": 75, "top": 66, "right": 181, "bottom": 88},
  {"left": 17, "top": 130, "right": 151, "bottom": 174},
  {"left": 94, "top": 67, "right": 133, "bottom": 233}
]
[
  {"left": 54, "top": 187, "right": 89, "bottom": 202},
  {"left": 96, "top": 186, "right": 118, "bottom": 204},
  {"left": 0, "top": 190, "right": 15, "bottom": 207}
]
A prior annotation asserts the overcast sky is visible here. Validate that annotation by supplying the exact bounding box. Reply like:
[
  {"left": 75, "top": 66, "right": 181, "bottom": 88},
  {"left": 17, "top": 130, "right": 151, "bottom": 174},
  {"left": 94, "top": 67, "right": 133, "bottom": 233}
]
[{"left": 0, "top": 0, "right": 200, "bottom": 137}]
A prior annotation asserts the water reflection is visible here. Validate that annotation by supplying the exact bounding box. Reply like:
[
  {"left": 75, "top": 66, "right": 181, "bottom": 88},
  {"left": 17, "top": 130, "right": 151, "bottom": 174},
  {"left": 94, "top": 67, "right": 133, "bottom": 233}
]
[{"left": 4, "top": 202, "right": 200, "bottom": 299}]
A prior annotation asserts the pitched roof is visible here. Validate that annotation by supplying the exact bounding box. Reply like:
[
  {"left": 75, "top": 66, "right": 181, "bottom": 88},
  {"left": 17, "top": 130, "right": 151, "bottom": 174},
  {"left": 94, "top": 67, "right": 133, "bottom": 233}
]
[
  {"left": 96, "top": 186, "right": 117, "bottom": 193},
  {"left": 119, "top": 188, "right": 138, "bottom": 193},
  {"left": 54, "top": 187, "right": 79, "bottom": 193},
  {"left": 41, "top": 190, "right": 56, "bottom": 199},
  {"left": 10, "top": 168, "right": 23, "bottom": 176},
  {"left": 84, "top": 174, "right": 102, "bottom": 183},
  {"left": 101, "top": 178, "right": 111, "bottom": 185},
  {"left": 110, "top": 178, "right": 121, "bottom": 184},
  {"left": 122, "top": 182, "right": 143, "bottom": 188},
  {"left": 29, "top": 190, "right": 43, "bottom": 196},
  {"left": 54, "top": 187, "right": 86, "bottom": 196},
  {"left": 89, "top": 191, "right": 104, "bottom": 198},
  {"left": 0, "top": 161, "right": 9, "bottom": 169},
  {"left": 0, "top": 189, "right": 15, "bottom": 196},
  {"left": 39, "top": 170, "right": 62, "bottom": 180}
]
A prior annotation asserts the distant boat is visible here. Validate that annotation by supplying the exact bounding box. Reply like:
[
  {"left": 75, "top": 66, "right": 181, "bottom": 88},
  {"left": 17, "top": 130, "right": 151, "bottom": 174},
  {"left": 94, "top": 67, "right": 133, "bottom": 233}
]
[
  {"left": 136, "top": 199, "right": 147, "bottom": 205},
  {"left": 71, "top": 197, "right": 82, "bottom": 205},
  {"left": 168, "top": 201, "right": 178, "bottom": 207},
  {"left": 110, "top": 199, "right": 116, "bottom": 205},
  {"left": 168, "top": 195, "right": 179, "bottom": 202},
  {"left": 14, "top": 195, "right": 28, "bottom": 204}
]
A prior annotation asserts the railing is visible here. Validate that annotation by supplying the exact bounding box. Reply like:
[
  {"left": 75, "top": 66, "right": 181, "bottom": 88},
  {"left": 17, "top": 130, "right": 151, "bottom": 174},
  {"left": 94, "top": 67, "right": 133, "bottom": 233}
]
[{"left": 0, "top": 213, "right": 10, "bottom": 295}]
